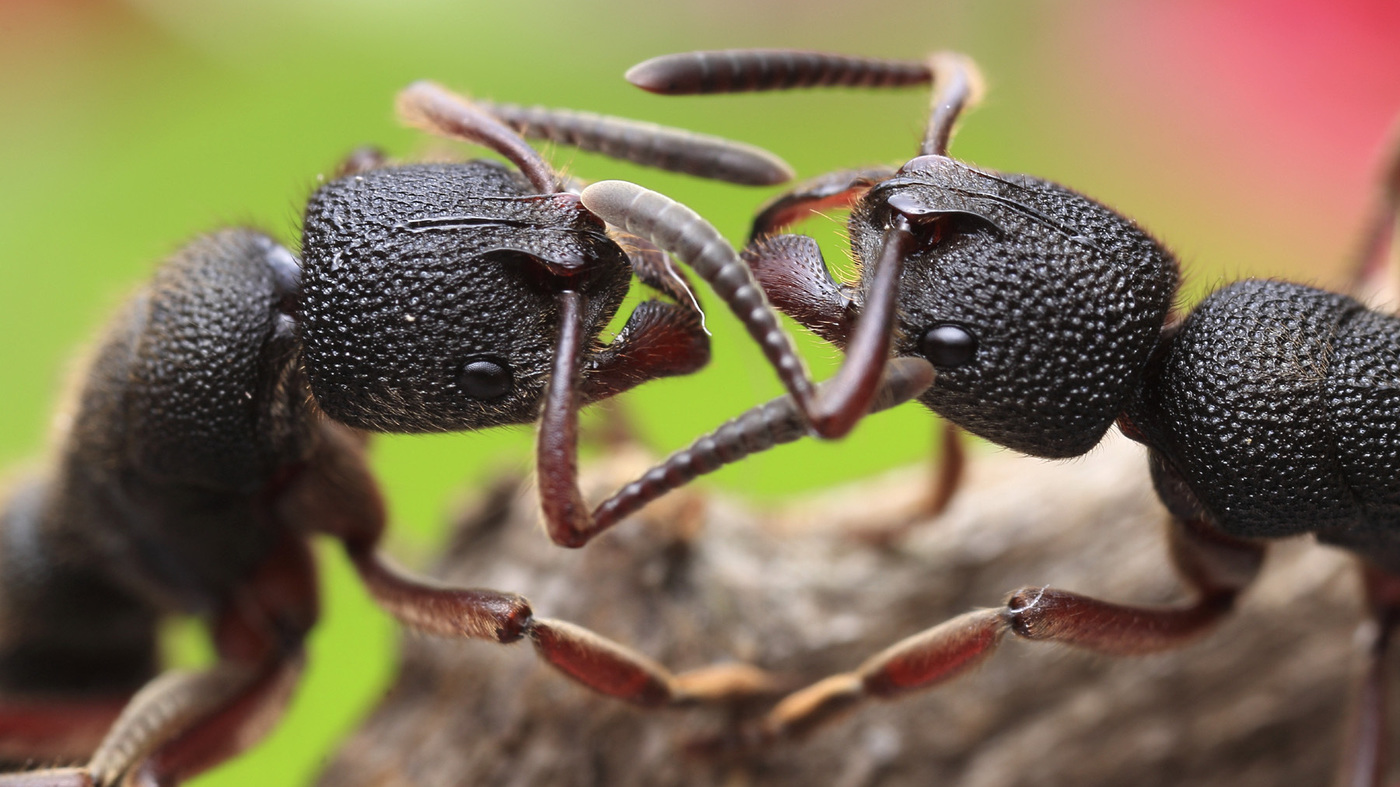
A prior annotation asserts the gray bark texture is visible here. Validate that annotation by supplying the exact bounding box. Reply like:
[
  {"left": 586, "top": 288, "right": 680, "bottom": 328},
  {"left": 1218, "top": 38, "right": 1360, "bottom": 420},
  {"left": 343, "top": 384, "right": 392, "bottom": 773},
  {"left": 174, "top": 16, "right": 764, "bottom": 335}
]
[{"left": 318, "top": 434, "right": 1380, "bottom": 787}]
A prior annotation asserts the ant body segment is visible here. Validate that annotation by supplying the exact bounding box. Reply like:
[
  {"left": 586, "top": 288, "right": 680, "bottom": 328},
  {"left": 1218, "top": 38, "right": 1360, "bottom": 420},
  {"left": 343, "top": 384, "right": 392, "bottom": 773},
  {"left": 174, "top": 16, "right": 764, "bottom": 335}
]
[
  {"left": 586, "top": 49, "right": 1400, "bottom": 782},
  {"left": 0, "top": 79, "right": 938, "bottom": 786}
]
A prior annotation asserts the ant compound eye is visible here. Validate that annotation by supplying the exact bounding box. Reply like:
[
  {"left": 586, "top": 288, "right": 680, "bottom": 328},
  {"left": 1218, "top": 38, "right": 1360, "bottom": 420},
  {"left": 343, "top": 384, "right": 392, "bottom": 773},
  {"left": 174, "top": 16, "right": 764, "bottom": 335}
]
[
  {"left": 458, "top": 358, "right": 513, "bottom": 400},
  {"left": 920, "top": 324, "right": 978, "bottom": 369}
]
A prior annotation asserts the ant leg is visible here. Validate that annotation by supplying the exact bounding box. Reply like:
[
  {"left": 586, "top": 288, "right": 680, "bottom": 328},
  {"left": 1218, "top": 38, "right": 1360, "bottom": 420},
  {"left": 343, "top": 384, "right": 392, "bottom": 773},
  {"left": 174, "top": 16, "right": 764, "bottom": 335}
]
[
  {"left": 752, "top": 513, "right": 1264, "bottom": 743},
  {"left": 922, "top": 421, "right": 966, "bottom": 518},
  {"left": 1350, "top": 119, "right": 1400, "bottom": 310},
  {"left": 749, "top": 168, "right": 894, "bottom": 240},
  {"left": 0, "top": 534, "right": 319, "bottom": 787},
  {"left": 84, "top": 659, "right": 303, "bottom": 787},
  {"left": 0, "top": 770, "right": 93, "bottom": 786},
  {"left": 89, "top": 532, "right": 313, "bottom": 787},
  {"left": 1334, "top": 564, "right": 1400, "bottom": 787},
  {"left": 0, "top": 699, "right": 127, "bottom": 765},
  {"left": 854, "top": 421, "right": 969, "bottom": 546},
  {"left": 582, "top": 181, "right": 911, "bottom": 440},
  {"left": 284, "top": 420, "right": 775, "bottom": 708}
]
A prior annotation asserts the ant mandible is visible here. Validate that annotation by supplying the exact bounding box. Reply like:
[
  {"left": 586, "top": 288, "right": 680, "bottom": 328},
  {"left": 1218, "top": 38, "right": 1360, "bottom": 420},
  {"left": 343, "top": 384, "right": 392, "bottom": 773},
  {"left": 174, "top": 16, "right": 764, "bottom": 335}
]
[
  {"left": 576, "top": 49, "right": 1400, "bottom": 783},
  {"left": 0, "top": 78, "right": 934, "bottom": 786}
]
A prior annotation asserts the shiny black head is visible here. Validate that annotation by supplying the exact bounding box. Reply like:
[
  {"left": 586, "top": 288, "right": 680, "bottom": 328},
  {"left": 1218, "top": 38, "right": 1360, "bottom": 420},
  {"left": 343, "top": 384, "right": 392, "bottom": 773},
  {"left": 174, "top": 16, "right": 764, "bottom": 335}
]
[
  {"left": 855, "top": 155, "right": 1179, "bottom": 458},
  {"left": 299, "top": 160, "right": 631, "bottom": 433}
]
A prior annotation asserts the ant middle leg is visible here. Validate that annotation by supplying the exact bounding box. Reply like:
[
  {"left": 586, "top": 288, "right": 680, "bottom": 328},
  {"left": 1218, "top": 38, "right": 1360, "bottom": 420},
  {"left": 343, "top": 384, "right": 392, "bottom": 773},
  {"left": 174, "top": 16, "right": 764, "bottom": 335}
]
[
  {"left": 752, "top": 512, "right": 1265, "bottom": 744},
  {"left": 0, "top": 531, "right": 318, "bottom": 787},
  {"left": 283, "top": 419, "right": 777, "bottom": 709}
]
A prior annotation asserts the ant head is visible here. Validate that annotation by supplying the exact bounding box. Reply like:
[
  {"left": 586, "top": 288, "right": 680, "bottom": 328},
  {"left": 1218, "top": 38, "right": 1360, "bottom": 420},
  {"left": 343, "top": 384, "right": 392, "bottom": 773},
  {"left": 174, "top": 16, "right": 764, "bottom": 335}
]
[
  {"left": 852, "top": 156, "right": 1178, "bottom": 457},
  {"left": 299, "top": 161, "right": 630, "bottom": 433}
]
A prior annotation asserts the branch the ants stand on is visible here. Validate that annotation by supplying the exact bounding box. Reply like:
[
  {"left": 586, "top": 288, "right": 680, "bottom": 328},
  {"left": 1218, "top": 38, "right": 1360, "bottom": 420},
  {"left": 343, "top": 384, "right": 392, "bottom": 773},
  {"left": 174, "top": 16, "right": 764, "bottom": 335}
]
[{"left": 320, "top": 436, "right": 1363, "bottom": 787}]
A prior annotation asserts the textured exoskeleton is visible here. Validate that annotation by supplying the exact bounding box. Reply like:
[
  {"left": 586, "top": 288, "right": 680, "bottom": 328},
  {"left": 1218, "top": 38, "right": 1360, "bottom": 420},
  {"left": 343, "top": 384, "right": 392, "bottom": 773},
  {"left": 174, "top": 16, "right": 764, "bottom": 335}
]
[
  {"left": 582, "top": 49, "right": 1400, "bottom": 783},
  {"left": 0, "top": 81, "right": 915, "bottom": 786}
]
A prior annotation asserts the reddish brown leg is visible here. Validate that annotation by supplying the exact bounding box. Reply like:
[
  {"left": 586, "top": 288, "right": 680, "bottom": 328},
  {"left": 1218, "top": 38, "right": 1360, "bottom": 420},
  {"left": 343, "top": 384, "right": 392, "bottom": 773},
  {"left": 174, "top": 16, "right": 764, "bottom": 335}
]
[
  {"left": 0, "top": 699, "right": 127, "bottom": 764},
  {"left": 1334, "top": 564, "right": 1400, "bottom": 787},
  {"left": 753, "top": 515, "right": 1264, "bottom": 743},
  {"left": 923, "top": 421, "right": 966, "bottom": 518},
  {"left": 855, "top": 421, "right": 968, "bottom": 546},
  {"left": 0, "top": 771, "right": 93, "bottom": 787},
  {"left": 283, "top": 417, "right": 776, "bottom": 709},
  {"left": 0, "top": 534, "right": 319, "bottom": 787}
]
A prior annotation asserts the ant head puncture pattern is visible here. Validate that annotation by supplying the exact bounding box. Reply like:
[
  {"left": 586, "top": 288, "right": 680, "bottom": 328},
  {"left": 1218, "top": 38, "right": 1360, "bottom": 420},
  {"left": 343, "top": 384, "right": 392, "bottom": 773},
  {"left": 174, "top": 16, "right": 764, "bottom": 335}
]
[
  {"left": 864, "top": 157, "right": 1179, "bottom": 457},
  {"left": 300, "top": 161, "right": 632, "bottom": 433}
]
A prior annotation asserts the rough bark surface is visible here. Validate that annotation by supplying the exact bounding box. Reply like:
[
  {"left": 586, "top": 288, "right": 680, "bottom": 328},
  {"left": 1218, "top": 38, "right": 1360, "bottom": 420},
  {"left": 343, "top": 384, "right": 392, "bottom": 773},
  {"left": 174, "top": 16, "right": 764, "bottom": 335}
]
[{"left": 318, "top": 434, "right": 1381, "bottom": 787}]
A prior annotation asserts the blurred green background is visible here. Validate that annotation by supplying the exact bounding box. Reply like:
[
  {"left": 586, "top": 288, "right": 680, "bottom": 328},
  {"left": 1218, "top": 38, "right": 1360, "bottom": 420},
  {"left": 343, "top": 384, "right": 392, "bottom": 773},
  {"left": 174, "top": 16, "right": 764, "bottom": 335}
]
[{"left": 1, "top": 0, "right": 1396, "bottom": 784}]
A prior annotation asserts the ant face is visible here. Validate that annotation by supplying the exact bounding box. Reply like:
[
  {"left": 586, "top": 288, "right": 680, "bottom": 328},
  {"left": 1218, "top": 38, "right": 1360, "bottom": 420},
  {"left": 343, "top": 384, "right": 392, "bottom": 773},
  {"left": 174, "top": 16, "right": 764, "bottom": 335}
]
[
  {"left": 855, "top": 157, "right": 1178, "bottom": 457},
  {"left": 299, "top": 160, "right": 631, "bottom": 433}
]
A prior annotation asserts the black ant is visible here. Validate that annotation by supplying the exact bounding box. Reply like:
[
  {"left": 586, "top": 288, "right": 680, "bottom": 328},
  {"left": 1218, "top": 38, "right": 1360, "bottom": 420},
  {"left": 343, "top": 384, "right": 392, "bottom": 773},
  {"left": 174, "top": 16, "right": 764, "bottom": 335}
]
[
  {"left": 575, "top": 49, "right": 1400, "bottom": 783},
  {"left": 0, "top": 79, "right": 933, "bottom": 786}
]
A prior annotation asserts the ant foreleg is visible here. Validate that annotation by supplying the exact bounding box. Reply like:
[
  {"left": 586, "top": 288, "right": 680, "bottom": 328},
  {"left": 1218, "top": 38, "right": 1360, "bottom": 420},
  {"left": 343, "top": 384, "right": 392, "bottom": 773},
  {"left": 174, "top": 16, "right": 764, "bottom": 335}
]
[
  {"left": 0, "top": 534, "right": 319, "bottom": 787},
  {"left": 285, "top": 418, "right": 775, "bottom": 710},
  {"left": 922, "top": 421, "right": 966, "bottom": 519},
  {"left": 749, "top": 514, "right": 1264, "bottom": 745}
]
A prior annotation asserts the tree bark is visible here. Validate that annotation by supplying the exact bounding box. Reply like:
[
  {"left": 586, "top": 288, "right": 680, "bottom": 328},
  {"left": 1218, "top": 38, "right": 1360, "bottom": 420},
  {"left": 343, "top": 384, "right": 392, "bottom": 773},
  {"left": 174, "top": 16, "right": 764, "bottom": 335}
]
[{"left": 319, "top": 434, "right": 1377, "bottom": 787}]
